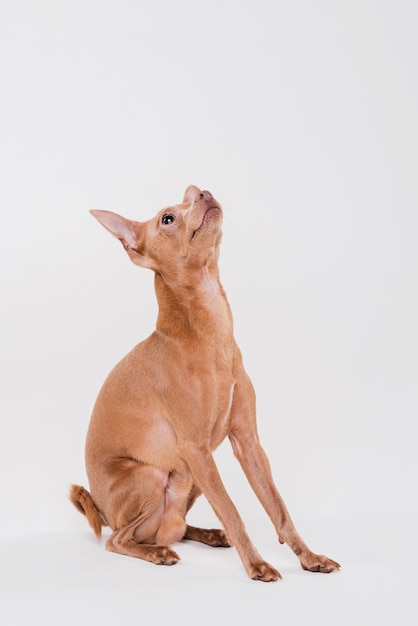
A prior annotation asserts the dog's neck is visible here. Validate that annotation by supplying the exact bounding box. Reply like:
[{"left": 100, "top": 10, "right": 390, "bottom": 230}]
[{"left": 154, "top": 267, "right": 233, "bottom": 342}]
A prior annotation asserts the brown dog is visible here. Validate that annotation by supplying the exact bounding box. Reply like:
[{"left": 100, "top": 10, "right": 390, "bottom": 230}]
[{"left": 70, "top": 185, "right": 340, "bottom": 581}]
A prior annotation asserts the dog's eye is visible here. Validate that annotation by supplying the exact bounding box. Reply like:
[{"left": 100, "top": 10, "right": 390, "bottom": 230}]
[{"left": 161, "top": 214, "right": 175, "bottom": 225}]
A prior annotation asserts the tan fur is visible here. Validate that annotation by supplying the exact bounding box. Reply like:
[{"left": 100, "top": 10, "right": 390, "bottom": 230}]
[{"left": 70, "top": 185, "right": 340, "bottom": 581}]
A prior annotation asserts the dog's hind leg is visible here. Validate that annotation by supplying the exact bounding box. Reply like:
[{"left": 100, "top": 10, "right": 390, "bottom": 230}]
[
  {"left": 100, "top": 462, "right": 187, "bottom": 565},
  {"left": 182, "top": 484, "right": 232, "bottom": 547},
  {"left": 106, "top": 525, "right": 180, "bottom": 565}
]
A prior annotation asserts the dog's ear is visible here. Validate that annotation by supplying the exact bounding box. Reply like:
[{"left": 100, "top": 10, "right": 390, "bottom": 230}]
[
  {"left": 90, "top": 209, "right": 142, "bottom": 251},
  {"left": 183, "top": 185, "right": 201, "bottom": 204}
]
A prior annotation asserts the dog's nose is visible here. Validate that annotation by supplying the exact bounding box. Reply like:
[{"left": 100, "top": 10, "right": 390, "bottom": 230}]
[{"left": 197, "top": 190, "right": 212, "bottom": 202}]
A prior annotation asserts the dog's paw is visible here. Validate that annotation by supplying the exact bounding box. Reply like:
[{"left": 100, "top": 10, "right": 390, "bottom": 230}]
[
  {"left": 150, "top": 546, "right": 180, "bottom": 566},
  {"left": 300, "top": 553, "right": 341, "bottom": 573},
  {"left": 249, "top": 561, "right": 282, "bottom": 582},
  {"left": 200, "top": 528, "right": 232, "bottom": 547},
  {"left": 183, "top": 525, "right": 232, "bottom": 547}
]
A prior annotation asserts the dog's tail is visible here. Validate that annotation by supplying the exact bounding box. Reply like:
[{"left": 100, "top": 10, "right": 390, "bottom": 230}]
[{"left": 69, "top": 484, "right": 106, "bottom": 540}]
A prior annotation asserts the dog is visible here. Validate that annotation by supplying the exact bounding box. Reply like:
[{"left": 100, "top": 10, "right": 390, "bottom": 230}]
[{"left": 70, "top": 185, "right": 340, "bottom": 581}]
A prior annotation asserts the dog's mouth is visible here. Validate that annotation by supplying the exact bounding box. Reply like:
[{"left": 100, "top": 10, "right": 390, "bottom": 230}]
[{"left": 191, "top": 206, "right": 222, "bottom": 240}]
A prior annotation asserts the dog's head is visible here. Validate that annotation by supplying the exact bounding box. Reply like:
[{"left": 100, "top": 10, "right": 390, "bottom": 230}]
[{"left": 90, "top": 186, "right": 223, "bottom": 281}]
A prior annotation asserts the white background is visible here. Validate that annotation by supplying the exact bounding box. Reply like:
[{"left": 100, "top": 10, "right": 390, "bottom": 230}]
[{"left": 1, "top": 1, "right": 417, "bottom": 624}]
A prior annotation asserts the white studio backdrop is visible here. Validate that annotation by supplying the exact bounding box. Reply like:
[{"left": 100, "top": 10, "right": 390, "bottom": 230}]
[{"left": 0, "top": 1, "right": 417, "bottom": 625}]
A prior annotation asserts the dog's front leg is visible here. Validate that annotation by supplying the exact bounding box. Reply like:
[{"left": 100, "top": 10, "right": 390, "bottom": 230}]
[
  {"left": 177, "top": 440, "right": 281, "bottom": 581},
  {"left": 229, "top": 373, "right": 341, "bottom": 574}
]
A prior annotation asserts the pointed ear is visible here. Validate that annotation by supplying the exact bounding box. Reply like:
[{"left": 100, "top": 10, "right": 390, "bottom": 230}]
[
  {"left": 183, "top": 185, "right": 201, "bottom": 204},
  {"left": 90, "top": 209, "right": 141, "bottom": 250}
]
